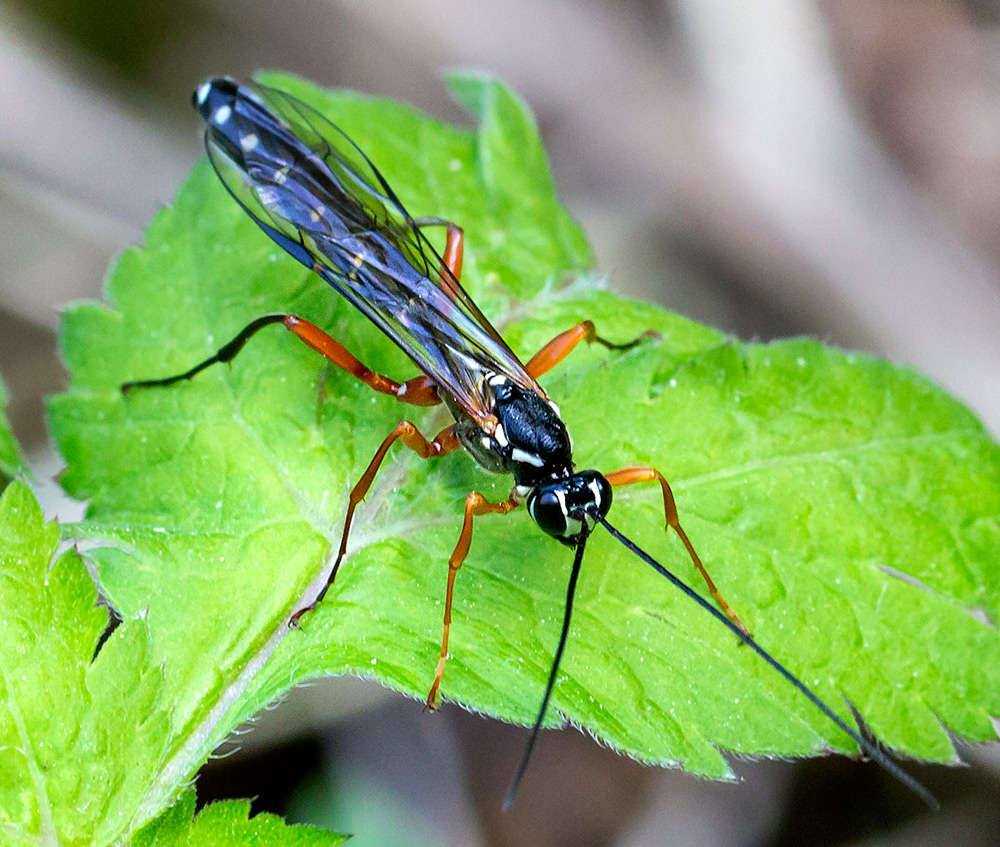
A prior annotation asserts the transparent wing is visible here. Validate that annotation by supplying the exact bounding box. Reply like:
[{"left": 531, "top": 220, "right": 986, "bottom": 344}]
[{"left": 200, "top": 78, "right": 540, "bottom": 424}]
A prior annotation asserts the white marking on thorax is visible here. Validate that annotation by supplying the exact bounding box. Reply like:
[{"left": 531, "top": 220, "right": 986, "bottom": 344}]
[
  {"left": 213, "top": 104, "right": 232, "bottom": 125},
  {"left": 240, "top": 132, "right": 258, "bottom": 151},
  {"left": 588, "top": 479, "right": 603, "bottom": 508},
  {"left": 511, "top": 447, "right": 544, "bottom": 468},
  {"left": 196, "top": 82, "right": 212, "bottom": 105},
  {"left": 493, "top": 424, "right": 508, "bottom": 448}
]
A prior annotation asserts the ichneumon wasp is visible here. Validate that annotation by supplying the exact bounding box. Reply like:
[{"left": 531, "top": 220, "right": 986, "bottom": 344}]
[{"left": 121, "top": 77, "right": 936, "bottom": 809}]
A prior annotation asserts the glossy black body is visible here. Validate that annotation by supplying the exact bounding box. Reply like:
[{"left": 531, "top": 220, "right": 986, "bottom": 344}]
[
  {"left": 194, "top": 77, "right": 612, "bottom": 542},
  {"left": 193, "top": 77, "right": 539, "bottom": 424},
  {"left": 174, "top": 78, "right": 935, "bottom": 812}
]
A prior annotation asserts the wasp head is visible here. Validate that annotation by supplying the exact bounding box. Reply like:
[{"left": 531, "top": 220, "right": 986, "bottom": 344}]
[{"left": 526, "top": 470, "right": 612, "bottom": 546}]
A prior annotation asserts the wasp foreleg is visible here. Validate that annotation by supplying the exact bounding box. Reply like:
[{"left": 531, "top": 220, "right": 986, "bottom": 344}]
[
  {"left": 425, "top": 490, "right": 519, "bottom": 710},
  {"left": 604, "top": 465, "right": 750, "bottom": 637}
]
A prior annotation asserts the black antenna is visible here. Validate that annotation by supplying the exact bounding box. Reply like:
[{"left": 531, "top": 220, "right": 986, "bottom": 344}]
[
  {"left": 504, "top": 524, "right": 590, "bottom": 811},
  {"left": 590, "top": 508, "right": 938, "bottom": 810}
]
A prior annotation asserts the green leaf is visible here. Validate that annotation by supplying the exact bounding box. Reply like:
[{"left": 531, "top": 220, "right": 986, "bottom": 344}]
[
  {"left": 134, "top": 791, "right": 347, "bottom": 847},
  {"left": 0, "top": 481, "right": 171, "bottom": 846},
  {"left": 446, "top": 70, "right": 593, "bottom": 284},
  {"left": 49, "top": 69, "right": 1000, "bottom": 822},
  {"left": 0, "top": 482, "right": 343, "bottom": 845},
  {"left": 0, "top": 375, "right": 24, "bottom": 486}
]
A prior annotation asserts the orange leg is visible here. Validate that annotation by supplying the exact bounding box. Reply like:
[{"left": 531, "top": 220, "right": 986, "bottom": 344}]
[
  {"left": 526, "top": 321, "right": 657, "bottom": 379},
  {"left": 413, "top": 217, "right": 464, "bottom": 298},
  {"left": 121, "top": 313, "right": 441, "bottom": 406},
  {"left": 291, "top": 421, "right": 462, "bottom": 627},
  {"left": 440, "top": 222, "right": 464, "bottom": 285},
  {"left": 605, "top": 466, "right": 750, "bottom": 637},
  {"left": 124, "top": 218, "right": 466, "bottom": 400},
  {"left": 424, "top": 491, "right": 519, "bottom": 709},
  {"left": 285, "top": 315, "right": 440, "bottom": 404}
]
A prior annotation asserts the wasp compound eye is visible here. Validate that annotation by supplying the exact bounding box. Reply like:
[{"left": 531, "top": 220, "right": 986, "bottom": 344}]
[
  {"left": 526, "top": 486, "right": 568, "bottom": 538},
  {"left": 527, "top": 470, "right": 612, "bottom": 545}
]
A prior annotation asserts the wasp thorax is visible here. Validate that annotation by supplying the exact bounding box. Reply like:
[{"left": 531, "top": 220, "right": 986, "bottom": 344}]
[
  {"left": 527, "top": 470, "right": 612, "bottom": 545},
  {"left": 487, "top": 374, "right": 573, "bottom": 487}
]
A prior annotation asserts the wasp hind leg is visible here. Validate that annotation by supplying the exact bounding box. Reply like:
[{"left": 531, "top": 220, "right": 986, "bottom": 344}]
[
  {"left": 605, "top": 465, "right": 750, "bottom": 637},
  {"left": 121, "top": 313, "right": 442, "bottom": 406},
  {"left": 412, "top": 217, "right": 464, "bottom": 294}
]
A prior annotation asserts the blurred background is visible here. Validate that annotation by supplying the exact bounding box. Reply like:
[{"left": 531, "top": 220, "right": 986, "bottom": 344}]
[{"left": 2, "top": 0, "right": 1000, "bottom": 844}]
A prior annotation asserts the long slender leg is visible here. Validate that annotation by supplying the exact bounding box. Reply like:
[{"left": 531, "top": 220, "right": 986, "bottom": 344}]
[
  {"left": 284, "top": 315, "right": 440, "bottom": 405},
  {"left": 526, "top": 321, "right": 657, "bottom": 379},
  {"left": 121, "top": 313, "right": 441, "bottom": 406},
  {"left": 605, "top": 466, "right": 750, "bottom": 636},
  {"left": 413, "top": 217, "right": 464, "bottom": 297},
  {"left": 291, "top": 422, "right": 462, "bottom": 627},
  {"left": 124, "top": 218, "right": 465, "bottom": 399},
  {"left": 440, "top": 223, "right": 463, "bottom": 283},
  {"left": 425, "top": 491, "right": 519, "bottom": 710}
]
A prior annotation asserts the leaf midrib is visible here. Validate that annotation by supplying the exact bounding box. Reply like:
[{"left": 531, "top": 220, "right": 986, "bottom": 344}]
[{"left": 681, "top": 428, "right": 983, "bottom": 491}]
